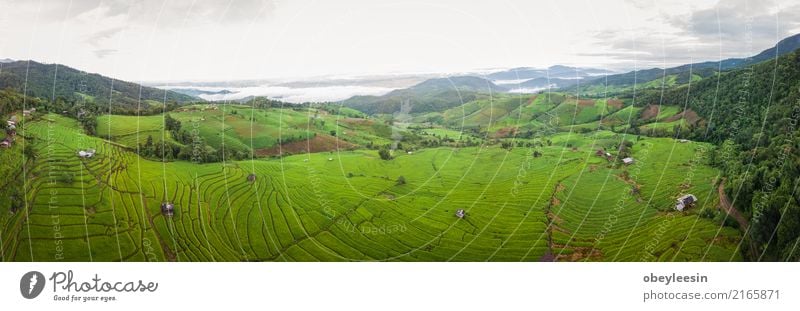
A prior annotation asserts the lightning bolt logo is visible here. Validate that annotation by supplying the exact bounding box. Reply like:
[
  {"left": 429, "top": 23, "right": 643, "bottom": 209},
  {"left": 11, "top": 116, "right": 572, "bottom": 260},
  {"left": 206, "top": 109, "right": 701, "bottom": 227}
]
[
  {"left": 20, "top": 271, "right": 45, "bottom": 299},
  {"left": 29, "top": 274, "right": 38, "bottom": 294}
]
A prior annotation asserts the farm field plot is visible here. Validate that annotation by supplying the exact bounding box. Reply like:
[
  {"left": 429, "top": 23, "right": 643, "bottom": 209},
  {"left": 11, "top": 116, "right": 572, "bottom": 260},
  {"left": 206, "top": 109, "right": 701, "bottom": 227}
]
[
  {"left": 97, "top": 105, "right": 394, "bottom": 155},
  {"left": 0, "top": 114, "right": 741, "bottom": 261}
]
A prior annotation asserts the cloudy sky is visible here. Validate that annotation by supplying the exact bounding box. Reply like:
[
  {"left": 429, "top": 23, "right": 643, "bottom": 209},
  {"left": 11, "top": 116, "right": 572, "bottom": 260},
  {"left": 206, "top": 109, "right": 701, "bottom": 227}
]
[{"left": 1, "top": 0, "right": 799, "bottom": 82}]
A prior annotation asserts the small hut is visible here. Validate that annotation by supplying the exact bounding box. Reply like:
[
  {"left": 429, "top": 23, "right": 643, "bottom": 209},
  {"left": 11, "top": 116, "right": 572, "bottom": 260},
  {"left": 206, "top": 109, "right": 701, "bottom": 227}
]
[
  {"left": 77, "top": 149, "right": 96, "bottom": 158},
  {"left": 161, "top": 202, "right": 175, "bottom": 217},
  {"left": 455, "top": 209, "right": 466, "bottom": 219},
  {"left": 675, "top": 194, "right": 697, "bottom": 211},
  {"left": 247, "top": 173, "right": 256, "bottom": 183},
  {"left": 622, "top": 157, "right": 634, "bottom": 165}
]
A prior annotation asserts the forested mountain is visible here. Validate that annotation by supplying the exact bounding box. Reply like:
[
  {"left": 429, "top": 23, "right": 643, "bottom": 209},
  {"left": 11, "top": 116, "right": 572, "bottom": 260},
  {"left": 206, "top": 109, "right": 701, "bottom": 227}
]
[
  {"left": 343, "top": 76, "right": 504, "bottom": 114},
  {"left": 645, "top": 49, "right": 800, "bottom": 261},
  {"left": 0, "top": 60, "right": 197, "bottom": 114},
  {"left": 569, "top": 33, "right": 800, "bottom": 96}
]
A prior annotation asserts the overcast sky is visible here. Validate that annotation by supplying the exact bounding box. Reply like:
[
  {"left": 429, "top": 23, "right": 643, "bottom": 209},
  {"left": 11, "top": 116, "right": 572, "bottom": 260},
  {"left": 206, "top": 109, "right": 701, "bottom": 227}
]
[{"left": 1, "top": 0, "right": 799, "bottom": 82}]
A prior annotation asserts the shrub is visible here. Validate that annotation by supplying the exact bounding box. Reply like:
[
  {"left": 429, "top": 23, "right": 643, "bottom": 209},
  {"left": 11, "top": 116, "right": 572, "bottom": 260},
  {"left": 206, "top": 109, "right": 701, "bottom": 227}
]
[{"left": 378, "top": 148, "right": 392, "bottom": 160}]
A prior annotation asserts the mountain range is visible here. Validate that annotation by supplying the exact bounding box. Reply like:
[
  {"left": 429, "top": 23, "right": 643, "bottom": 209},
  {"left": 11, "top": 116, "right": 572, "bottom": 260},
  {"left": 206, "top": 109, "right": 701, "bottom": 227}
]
[
  {"left": 339, "top": 32, "right": 800, "bottom": 111},
  {"left": 565, "top": 32, "right": 800, "bottom": 95},
  {"left": 486, "top": 65, "right": 613, "bottom": 81},
  {"left": 3, "top": 33, "right": 800, "bottom": 117}
]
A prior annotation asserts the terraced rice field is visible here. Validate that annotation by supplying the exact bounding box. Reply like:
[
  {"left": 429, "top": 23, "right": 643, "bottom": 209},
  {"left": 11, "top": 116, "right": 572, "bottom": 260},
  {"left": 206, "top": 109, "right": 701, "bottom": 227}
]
[{"left": 0, "top": 114, "right": 742, "bottom": 261}]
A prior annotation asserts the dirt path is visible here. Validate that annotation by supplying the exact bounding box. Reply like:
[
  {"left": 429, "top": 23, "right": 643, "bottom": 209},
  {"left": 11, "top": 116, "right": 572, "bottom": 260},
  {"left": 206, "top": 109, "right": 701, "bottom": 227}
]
[
  {"left": 717, "top": 179, "right": 761, "bottom": 260},
  {"left": 540, "top": 182, "right": 564, "bottom": 262},
  {"left": 717, "top": 179, "right": 749, "bottom": 231}
]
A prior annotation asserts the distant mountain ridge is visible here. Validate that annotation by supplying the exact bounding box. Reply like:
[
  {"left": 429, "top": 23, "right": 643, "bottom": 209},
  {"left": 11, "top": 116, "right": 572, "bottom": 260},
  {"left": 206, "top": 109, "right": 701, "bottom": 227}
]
[
  {"left": 169, "top": 88, "right": 234, "bottom": 97},
  {"left": 343, "top": 75, "right": 503, "bottom": 114},
  {"left": 487, "top": 65, "right": 613, "bottom": 81},
  {"left": 515, "top": 77, "right": 581, "bottom": 89},
  {"left": 410, "top": 76, "right": 507, "bottom": 93}
]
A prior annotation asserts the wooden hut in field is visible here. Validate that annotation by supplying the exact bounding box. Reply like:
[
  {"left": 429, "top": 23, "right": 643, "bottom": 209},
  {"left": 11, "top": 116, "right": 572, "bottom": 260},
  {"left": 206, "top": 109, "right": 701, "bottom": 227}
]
[
  {"left": 247, "top": 173, "right": 256, "bottom": 183},
  {"left": 622, "top": 157, "right": 634, "bottom": 165},
  {"left": 161, "top": 202, "right": 175, "bottom": 217},
  {"left": 77, "top": 149, "right": 96, "bottom": 158},
  {"left": 675, "top": 194, "right": 697, "bottom": 211}
]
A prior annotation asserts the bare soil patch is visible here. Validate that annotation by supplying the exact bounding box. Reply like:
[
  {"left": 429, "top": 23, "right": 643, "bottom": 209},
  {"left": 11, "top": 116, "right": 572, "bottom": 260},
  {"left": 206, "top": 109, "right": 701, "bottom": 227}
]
[
  {"left": 606, "top": 99, "right": 624, "bottom": 109},
  {"left": 640, "top": 104, "right": 659, "bottom": 120},
  {"left": 341, "top": 118, "right": 373, "bottom": 126},
  {"left": 494, "top": 127, "right": 518, "bottom": 138},
  {"left": 255, "top": 134, "right": 357, "bottom": 156},
  {"left": 663, "top": 108, "right": 700, "bottom": 124}
]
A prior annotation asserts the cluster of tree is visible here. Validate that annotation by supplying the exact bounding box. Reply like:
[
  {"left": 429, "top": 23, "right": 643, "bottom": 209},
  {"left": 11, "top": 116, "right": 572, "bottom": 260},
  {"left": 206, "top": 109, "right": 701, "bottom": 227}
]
[
  {"left": 136, "top": 115, "right": 257, "bottom": 163},
  {"left": 241, "top": 96, "right": 291, "bottom": 109},
  {"left": 0, "top": 88, "right": 45, "bottom": 116},
  {"left": 164, "top": 113, "right": 182, "bottom": 137},
  {"left": 499, "top": 140, "right": 543, "bottom": 150},
  {"left": 378, "top": 148, "right": 392, "bottom": 160},
  {"left": 137, "top": 135, "right": 182, "bottom": 160},
  {"left": 137, "top": 134, "right": 243, "bottom": 163}
]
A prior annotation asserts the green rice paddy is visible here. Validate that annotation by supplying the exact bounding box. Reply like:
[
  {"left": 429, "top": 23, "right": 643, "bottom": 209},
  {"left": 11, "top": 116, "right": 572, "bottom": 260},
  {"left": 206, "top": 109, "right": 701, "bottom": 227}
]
[{"left": 0, "top": 103, "right": 742, "bottom": 261}]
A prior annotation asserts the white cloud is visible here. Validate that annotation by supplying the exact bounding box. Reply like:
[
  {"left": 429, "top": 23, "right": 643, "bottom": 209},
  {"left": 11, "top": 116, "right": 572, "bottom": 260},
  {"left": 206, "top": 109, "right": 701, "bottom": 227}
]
[{"left": 0, "top": 0, "right": 798, "bottom": 81}]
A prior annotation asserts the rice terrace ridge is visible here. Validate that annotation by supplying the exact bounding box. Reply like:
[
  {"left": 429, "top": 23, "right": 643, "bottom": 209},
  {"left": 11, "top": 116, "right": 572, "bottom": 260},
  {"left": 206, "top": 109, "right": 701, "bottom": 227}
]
[{"left": 1, "top": 0, "right": 800, "bottom": 264}]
